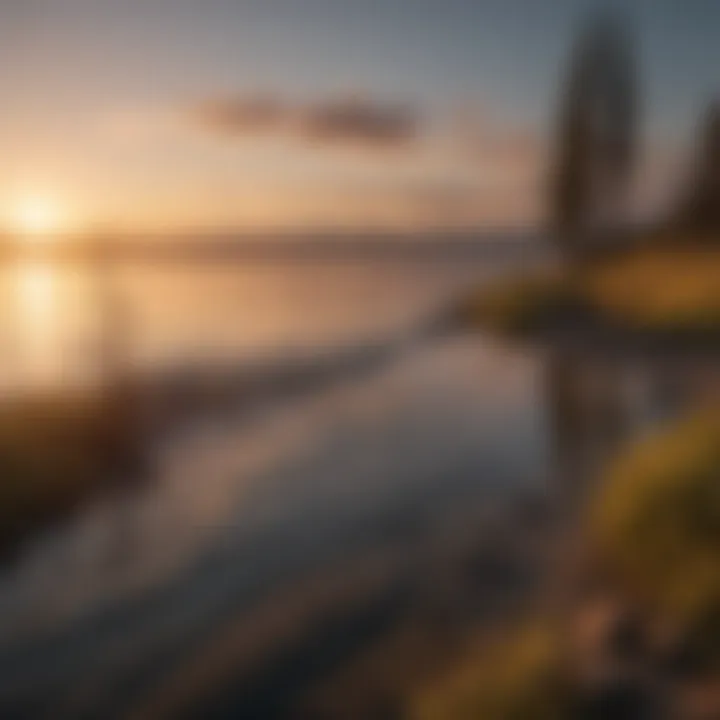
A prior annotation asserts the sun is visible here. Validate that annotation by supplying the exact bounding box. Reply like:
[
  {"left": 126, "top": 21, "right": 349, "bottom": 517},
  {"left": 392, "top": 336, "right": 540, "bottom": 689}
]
[{"left": 11, "top": 197, "right": 67, "bottom": 239}]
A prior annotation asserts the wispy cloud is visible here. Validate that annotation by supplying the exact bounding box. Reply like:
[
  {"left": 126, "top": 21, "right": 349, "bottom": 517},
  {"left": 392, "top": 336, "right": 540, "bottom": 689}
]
[
  {"left": 298, "top": 98, "right": 417, "bottom": 148},
  {"left": 191, "top": 93, "right": 419, "bottom": 150},
  {"left": 101, "top": 94, "right": 546, "bottom": 227}
]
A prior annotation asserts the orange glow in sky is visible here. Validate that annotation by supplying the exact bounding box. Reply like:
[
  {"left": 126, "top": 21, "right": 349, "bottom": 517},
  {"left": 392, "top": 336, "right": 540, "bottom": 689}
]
[{"left": 9, "top": 196, "right": 69, "bottom": 239}]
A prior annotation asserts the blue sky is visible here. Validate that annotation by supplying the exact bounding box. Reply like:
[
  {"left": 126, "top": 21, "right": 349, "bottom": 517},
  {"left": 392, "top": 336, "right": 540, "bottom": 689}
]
[{"left": 0, "top": 0, "right": 717, "bottom": 231}]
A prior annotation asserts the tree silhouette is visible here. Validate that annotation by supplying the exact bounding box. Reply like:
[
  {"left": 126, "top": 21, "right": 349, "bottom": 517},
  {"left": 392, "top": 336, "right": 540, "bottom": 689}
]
[{"left": 550, "top": 12, "right": 638, "bottom": 259}]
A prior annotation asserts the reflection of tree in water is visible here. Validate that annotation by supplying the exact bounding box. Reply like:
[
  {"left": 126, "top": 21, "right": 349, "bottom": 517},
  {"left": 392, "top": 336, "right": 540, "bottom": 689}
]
[
  {"left": 545, "top": 351, "right": 720, "bottom": 509},
  {"left": 92, "top": 235, "right": 147, "bottom": 567},
  {"left": 545, "top": 352, "right": 627, "bottom": 508}
]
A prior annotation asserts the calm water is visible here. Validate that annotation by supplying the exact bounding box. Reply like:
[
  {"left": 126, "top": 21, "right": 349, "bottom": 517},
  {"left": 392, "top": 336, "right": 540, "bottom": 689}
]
[
  {"left": 0, "top": 251, "right": 713, "bottom": 718},
  {"left": 0, "top": 256, "right": 513, "bottom": 389}
]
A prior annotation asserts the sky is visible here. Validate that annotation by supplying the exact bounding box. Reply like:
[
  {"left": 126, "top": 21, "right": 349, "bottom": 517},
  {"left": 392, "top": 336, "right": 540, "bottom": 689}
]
[{"left": 0, "top": 0, "right": 719, "bottom": 233}]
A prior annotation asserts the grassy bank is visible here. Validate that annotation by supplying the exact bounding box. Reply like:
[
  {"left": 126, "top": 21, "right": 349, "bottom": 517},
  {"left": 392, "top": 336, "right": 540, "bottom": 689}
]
[
  {"left": 410, "top": 410, "right": 720, "bottom": 719},
  {"left": 455, "top": 246, "right": 720, "bottom": 339},
  {"left": 411, "top": 623, "right": 572, "bottom": 720},
  {"left": 592, "top": 411, "right": 720, "bottom": 661}
]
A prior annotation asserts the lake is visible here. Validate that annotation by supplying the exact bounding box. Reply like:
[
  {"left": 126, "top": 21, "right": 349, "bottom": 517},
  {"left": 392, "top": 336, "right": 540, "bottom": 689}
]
[{"left": 0, "top": 245, "right": 713, "bottom": 719}]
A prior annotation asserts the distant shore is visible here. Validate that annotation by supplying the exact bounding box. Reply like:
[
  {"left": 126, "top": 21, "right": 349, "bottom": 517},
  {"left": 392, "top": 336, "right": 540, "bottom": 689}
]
[{"left": 0, "top": 230, "right": 550, "bottom": 265}]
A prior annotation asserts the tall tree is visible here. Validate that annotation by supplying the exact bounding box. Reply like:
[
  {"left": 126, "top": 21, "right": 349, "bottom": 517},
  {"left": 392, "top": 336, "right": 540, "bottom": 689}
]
[{"left": 550, "top": 12, "right": 638, "bottom": 259}]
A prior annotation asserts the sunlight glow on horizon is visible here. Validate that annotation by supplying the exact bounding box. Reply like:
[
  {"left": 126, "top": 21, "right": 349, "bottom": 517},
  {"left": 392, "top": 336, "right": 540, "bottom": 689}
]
[{"left": 9, "top": 196, "right": 71, "bottom": 240}]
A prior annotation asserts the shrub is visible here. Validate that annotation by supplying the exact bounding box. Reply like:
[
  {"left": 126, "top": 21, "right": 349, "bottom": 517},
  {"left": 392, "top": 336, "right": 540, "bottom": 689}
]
[{"left": 593, "top": 413, "right": 720, "bottom": 629}]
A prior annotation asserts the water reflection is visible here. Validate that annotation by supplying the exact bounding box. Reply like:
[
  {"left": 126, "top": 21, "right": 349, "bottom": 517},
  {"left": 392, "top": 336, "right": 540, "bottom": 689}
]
[
  {"left": 546, "top": 352, "right": 631, "bottom": 508},
  {"left": 546, "top": 348, "right": 720, "bottom": 512},
  {"left": 13, "top": 262, "right": 61, "bottom": 387},
  {"left": 0, "top": 330, "right": 716, "bottom": 716},
  {"left": 2, "top": 262, "right": 95, "bottom": 391},
  {"left": 0, "top": 258, "right": 717, "bottom": 717}
]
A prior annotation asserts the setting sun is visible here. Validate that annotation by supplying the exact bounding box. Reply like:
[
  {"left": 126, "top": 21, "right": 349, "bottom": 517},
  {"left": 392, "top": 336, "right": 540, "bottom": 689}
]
[{"left": 11, "top": 197, "right": 67, "bottom": 238}]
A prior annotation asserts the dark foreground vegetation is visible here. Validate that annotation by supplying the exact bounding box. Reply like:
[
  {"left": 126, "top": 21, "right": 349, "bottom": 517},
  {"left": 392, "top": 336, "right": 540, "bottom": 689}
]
[
  {"left": 412, "top": 411, "right": 720, "bottom": 720},
  {"left": 0, "top": 388, "right": 143, "bottom": 554}
]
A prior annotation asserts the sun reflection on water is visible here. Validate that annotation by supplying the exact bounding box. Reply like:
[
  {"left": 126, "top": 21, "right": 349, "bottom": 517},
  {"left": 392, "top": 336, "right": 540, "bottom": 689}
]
[
  {"left": 4, "top": 261, "right": 96, "bottom": 391},
  {"left": 14, "top": 262, "right": 62, "bottom": 386}
]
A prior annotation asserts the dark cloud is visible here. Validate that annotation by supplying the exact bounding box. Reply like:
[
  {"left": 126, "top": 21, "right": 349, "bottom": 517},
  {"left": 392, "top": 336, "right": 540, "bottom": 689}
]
[
  {"left": 192, "top": 94, "right": 419, "bottom": 149},
  {"left": 299, "top": 99, "right": 418, "bottom": 148}
]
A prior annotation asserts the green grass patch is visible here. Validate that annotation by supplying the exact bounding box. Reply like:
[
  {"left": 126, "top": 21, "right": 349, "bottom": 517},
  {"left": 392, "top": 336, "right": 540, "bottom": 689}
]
[
  {"left": 458, "top": 246, "right": 720, "bottom": 337},
  {"left": 592, "top": 412, "right": 720, "bottom": 665}
]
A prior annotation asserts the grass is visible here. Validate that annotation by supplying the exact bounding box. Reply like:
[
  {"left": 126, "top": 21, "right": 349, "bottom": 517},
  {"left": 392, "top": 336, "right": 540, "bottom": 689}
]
[
  {"left": 592, "top": 411, "right": 720, "bottom": 641},
  {"left": 410, "top": 623, "right": 573, "bottom": 720},
  {"left": 586, "top": 248, "right": 720, "bottom": 333},
  {"left": 409, "top": 411, "right": 720, "bottom": 715},
  {"left": 456, "top": 245, "right": 720, "bottom": 338}
]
